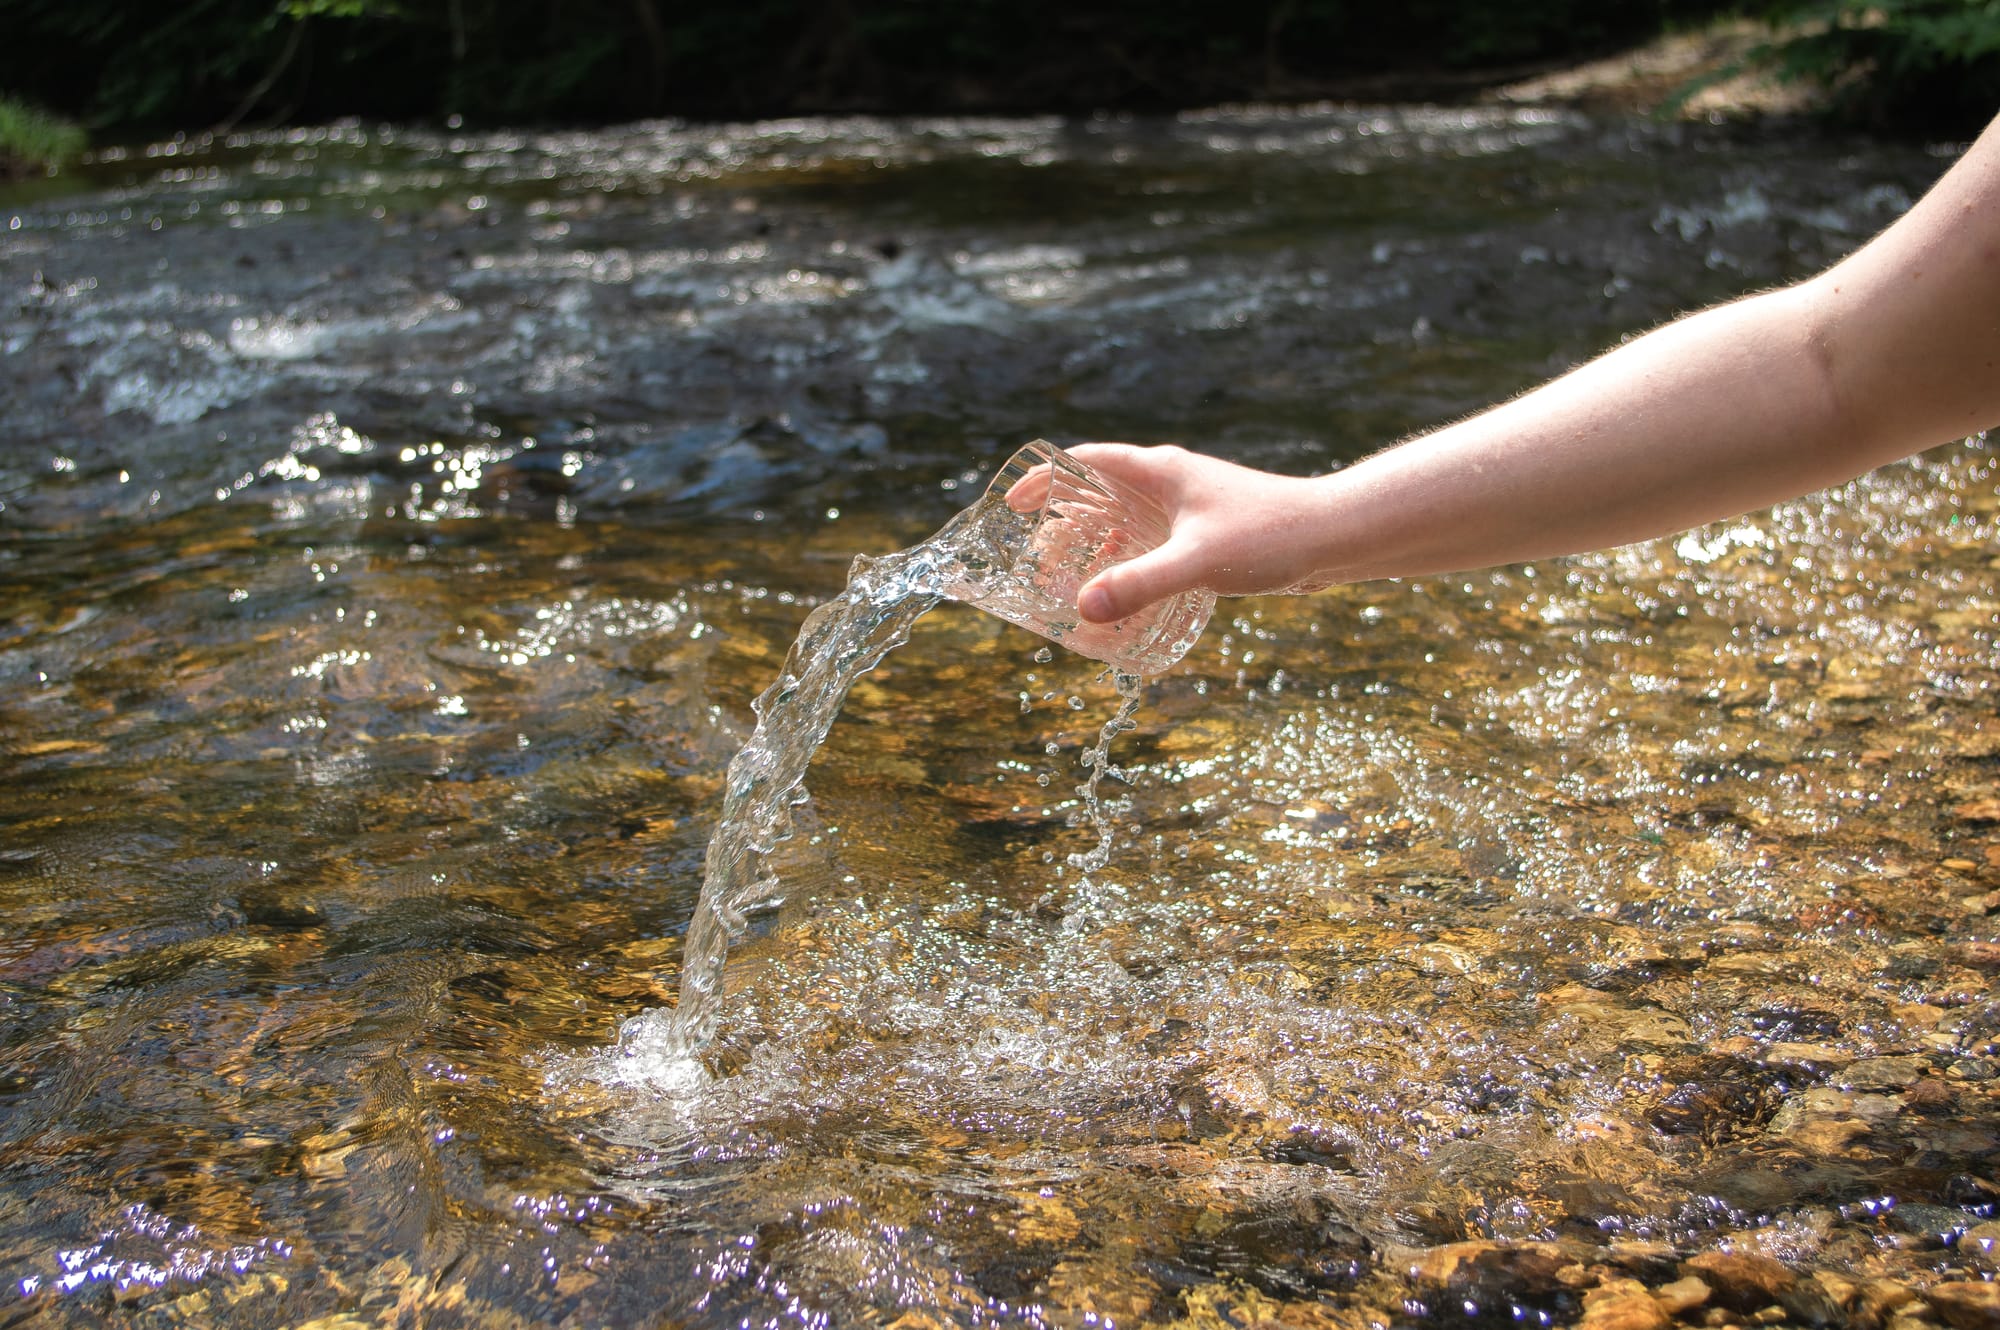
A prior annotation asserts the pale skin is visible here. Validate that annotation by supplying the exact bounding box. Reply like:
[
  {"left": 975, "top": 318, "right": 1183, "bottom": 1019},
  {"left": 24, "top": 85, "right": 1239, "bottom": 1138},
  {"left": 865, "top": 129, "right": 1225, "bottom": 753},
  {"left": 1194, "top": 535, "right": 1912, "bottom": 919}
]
[{"left": 1050, "top": 113, "right": 2000, "bottom": 627}]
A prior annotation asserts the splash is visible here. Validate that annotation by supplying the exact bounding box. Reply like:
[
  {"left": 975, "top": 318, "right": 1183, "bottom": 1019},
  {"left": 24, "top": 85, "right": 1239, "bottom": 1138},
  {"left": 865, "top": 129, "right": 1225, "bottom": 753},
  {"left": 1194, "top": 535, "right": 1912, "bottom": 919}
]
[
  {"left": 1067, "top": 669, "right": 1145, "bottom": 875},
  {"left": 601, "top": 490, "right": 1154, "bottom": 1092}
]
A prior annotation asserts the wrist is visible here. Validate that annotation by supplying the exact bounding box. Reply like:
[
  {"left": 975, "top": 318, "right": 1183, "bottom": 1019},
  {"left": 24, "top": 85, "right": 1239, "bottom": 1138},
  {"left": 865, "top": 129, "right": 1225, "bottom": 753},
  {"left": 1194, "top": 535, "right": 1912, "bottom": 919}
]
[{"left": 1278, "top": 469, "right": 1367, "bottom": 589}]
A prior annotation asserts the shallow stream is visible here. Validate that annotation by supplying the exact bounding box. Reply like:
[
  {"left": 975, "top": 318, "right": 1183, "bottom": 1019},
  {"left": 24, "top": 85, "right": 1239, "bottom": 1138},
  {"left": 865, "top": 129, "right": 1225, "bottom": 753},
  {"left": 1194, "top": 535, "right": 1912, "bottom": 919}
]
[{"left": 4, "top": 107, "right": 1998, "bottom": 1327}]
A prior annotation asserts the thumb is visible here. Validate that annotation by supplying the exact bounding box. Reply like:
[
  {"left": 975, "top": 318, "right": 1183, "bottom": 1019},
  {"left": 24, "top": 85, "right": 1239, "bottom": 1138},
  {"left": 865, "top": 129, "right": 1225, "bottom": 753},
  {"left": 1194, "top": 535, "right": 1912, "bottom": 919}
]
[{"left": 1077, "top": 540, "right": 1205, "bottom": 623}]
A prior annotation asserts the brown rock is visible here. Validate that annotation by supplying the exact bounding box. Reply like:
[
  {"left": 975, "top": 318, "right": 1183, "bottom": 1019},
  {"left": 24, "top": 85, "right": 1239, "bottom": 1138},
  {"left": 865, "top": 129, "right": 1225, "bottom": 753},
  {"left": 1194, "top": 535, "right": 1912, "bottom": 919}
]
[
  {"left": 1044, "top": 1257, "right": 1157, "bottom": 1324},
  {"left": 1812, "top": 1271, "right": 1857, "bottom": 1305},
  {"left": 1842, "top": 1056, "right": 1929, "bottom": 1091},
  {"left": 1790, "top": 1117, "right": 1873, "bottom": 1153},
  {"left": 1858, "top": 1281, "right": 1918, "bottom": 1323},
  {"left": 1825, "top": 1279, "right": 1895, "bottom": 1330},
  {"left": 1780, "top": 1278, "right": 1846, "bottom": 1327},
  {"left": 1682, "top": 1251, "right": 1797, "bottom": 1313},
  {"left": 1763, "top": 1041, "right": 1851, "bottom": 1068},
  {"left": 1601, "top": 1241, "right": 1681, "bottom": 1277},
  {"left": 1655, "top": 1276, "right": 1713, "bottom": 1315},
  {"left": 1927, "top": 1281, "right": 2000, "bottom": 1330},
  {"left": 1404, "top": 1241, "right": 1580, "bottom": 1317},
  {"left": 1961, "top": 1220, "right": 2000, "bottom": 1256},
  {"left": 1906, "top": 1078, "right": 1954, "bottom": 1109},
  {"left": 1406, "top": 1241, "right": 1572, "bottom": 1296},
  {"left": 1811, "top": 1273, "right": 1868, "bottom": 1328},
  {"left": 1892, "top": 1001, "right": 1948, "bottom": 1031},
  {"left": 1579, "top": 1279, "right": 1670, "bottom": 1330}
]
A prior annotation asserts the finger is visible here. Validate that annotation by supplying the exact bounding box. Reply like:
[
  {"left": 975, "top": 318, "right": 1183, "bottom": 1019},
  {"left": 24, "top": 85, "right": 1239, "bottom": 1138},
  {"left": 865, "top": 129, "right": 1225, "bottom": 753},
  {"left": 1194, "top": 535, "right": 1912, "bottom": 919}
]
[
  {"left": 1003, "top": 463, "right": 1054, "bottom": 512},
  {"left": 1077, "top": 540, "right": 1206, "bottom": 623},
  {"left": 1063, "top": 442, "right": 1178, "bottom": 497}
]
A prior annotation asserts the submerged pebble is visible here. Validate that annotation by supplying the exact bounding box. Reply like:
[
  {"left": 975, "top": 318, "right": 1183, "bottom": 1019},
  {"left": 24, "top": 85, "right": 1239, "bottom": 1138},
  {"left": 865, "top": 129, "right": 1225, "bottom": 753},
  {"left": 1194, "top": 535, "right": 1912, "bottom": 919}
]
[{"left": 0, "top": 108, "right": 1987, "bottom": 1328}]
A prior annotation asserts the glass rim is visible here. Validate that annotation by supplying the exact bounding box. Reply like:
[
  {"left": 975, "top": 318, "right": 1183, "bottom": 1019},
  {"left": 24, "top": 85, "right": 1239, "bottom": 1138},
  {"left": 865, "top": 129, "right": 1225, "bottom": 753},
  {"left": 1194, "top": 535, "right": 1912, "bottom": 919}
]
[{"left": 983, "top": 439, "right": 1167, "bottom": 533}]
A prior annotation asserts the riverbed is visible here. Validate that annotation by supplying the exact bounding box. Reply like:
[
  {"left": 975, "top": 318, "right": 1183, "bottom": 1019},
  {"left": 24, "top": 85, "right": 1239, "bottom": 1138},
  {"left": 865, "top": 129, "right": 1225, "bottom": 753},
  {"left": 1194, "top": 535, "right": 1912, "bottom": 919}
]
[{"left": 3, "top": 108, "right": 1995, "bottom": 1327}]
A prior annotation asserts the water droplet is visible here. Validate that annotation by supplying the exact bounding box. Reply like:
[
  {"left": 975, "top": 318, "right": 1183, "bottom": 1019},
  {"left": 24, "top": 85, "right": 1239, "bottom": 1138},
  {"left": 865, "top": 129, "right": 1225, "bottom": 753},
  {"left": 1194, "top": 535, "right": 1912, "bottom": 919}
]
[{"left": 1032, "top": 646, "right": 1054, "bottom": 663}]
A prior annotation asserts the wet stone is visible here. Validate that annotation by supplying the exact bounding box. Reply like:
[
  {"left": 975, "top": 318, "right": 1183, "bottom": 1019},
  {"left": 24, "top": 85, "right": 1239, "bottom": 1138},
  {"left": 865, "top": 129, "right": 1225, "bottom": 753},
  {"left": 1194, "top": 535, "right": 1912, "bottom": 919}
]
[
  {"left": 1858, "top": 1281, "right": 1922, "bottom": 1327},
  {"left": 1944, "top": 1174, "right": 2000, "bottom": 1208},
  {"left": 1956, "top": 1222, "right": 2000, "bottom": 1266},
  {"left": 1763, "top": 1041, "right": 1852, "bottom": 1070},
  {"left": 1601, "top": 1242, "right": 1682, "bottom": 1279},
  {"left": 1904, "top": 1078, "right": 1955, "bottom": 1110},
  {"left": 1578, "top": 1278, "right": 1671, "bottom": 1330},
  {"left": 1950, "top": 941, "right": 2000, "bottom": 971},
  {"left": 1842, "top": 1056, "right": 1931, "bottom": 1091},
  {"left": 1888, "top": 1204, "right": 1978, "bottom": 1247},
  {"left": 1681, "top": 1251, "right": 1797, "bottom": 1313},
  {"left": 0, "top": 113, "right": 1990, "bottom": 1330},
  {"left": 1402, "top": 1240, "right": 1576, "bottom": 1305},
  {"left": 1655, "top": 1276, "right": 1714, "bottom": 1316},
  {"left": 1925, "top": 1281, "right": 2000, "bottom": 1330},
  {"left": 1647, "top": 1074, "right": 1770, "bottom": 1139},
  {"left": 1778, "top": 1277, "right": 1847, "bottom": 1328}
]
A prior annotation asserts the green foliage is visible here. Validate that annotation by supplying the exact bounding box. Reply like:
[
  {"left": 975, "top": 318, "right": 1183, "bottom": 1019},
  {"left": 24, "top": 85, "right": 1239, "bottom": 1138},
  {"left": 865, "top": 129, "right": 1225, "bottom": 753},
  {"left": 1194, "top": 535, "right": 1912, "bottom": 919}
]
[
  {"left": 0, "top": 94, "right": 85, "bottom": 174},
  {"left": 1742, "top": 0, "right": 2000, "bottom": 130},
  {"left": 2, "top": 0, "right": 289, "bottom": 128},
  {"left": 0, "top": 0, "right": 1733, "bottom": 133},
  {"left": 280, "top": 0, "right": 398, "bottom": 17}
]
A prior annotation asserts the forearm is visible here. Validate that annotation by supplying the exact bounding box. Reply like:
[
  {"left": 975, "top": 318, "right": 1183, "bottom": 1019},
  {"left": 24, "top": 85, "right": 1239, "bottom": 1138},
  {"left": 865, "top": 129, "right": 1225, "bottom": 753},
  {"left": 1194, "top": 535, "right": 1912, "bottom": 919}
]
[
  {"left": 1073, "top": 116, "right": 2000, "bottom": 623},
  {"left": 1302, "top": 118, "right": 2000, "bottom": 586},
  {"left": 1299, "top": 283, "right": 1866, "bottom": 583}
]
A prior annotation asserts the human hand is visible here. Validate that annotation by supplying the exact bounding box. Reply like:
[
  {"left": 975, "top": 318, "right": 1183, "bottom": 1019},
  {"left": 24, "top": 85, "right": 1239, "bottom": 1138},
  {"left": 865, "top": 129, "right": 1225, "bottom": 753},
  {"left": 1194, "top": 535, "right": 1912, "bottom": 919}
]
[{"left": 1010, "top": 443, "right": 1337, "bottom": 624}]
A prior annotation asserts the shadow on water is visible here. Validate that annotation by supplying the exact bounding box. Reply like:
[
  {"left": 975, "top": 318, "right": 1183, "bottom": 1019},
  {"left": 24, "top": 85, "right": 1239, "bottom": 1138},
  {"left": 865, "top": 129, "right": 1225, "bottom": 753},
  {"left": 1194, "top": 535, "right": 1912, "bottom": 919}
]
[{"left": 2, "top": 107, "right": 1996, "bottom": 1325}]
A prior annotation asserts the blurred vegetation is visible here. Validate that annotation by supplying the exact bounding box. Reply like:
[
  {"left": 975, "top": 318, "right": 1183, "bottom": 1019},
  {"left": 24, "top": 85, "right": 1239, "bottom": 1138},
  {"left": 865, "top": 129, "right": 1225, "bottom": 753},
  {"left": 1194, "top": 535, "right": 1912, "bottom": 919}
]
[
  {"left": 0, "top": 95, "right": 85, "bottom": 176},
  {"left": 4, "top": 0, "right": 1994, "bottom": 135},
  {"left": 3, "top": 0, "right": 1727, "bottom": 132},
  {"left": 1741, "top": 0, "right": 2000, "bottom": 131}
]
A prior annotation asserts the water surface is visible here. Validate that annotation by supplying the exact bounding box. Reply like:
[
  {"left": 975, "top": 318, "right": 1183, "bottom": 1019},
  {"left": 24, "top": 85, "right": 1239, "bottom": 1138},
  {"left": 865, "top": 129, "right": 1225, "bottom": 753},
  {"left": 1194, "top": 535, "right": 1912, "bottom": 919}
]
[{"left": 3, "top": 108, "right": 1996, "bottom": 1327}]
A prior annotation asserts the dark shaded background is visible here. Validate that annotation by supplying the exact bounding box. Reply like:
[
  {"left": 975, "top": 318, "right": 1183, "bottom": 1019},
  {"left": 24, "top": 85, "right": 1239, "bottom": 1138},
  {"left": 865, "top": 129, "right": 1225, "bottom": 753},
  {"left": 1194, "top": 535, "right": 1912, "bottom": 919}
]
[{"left": 2, "top": 0, "right": 1739, "bottom": 130}]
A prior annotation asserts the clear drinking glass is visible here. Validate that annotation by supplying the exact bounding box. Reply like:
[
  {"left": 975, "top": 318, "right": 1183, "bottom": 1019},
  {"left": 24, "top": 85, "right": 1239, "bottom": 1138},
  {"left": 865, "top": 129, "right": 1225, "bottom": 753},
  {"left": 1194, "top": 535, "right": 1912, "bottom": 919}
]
[{"left": 943, "top": 440, "right": 1214, "bottom": 675}]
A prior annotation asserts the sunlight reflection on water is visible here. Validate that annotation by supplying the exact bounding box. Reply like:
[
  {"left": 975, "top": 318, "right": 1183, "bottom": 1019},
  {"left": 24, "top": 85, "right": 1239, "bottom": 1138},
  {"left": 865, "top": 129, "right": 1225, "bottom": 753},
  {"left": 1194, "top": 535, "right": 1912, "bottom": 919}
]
[{"left": 2, "top": 107, "right": 1993, "bottom": 1327}]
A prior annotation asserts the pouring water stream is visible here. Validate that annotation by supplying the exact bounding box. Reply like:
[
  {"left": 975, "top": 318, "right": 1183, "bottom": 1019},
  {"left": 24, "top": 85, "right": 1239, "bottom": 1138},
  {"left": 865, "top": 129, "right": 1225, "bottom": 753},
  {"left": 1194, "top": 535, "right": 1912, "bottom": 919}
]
[{"left": 608, "top": 449, "right": 1211, "bottom": 1089}]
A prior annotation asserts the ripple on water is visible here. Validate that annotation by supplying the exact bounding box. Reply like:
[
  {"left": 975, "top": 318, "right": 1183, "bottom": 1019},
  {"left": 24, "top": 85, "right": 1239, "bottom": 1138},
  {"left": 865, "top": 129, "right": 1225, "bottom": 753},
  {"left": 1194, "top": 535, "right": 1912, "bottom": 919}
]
[{"left": 4, "top": 111, "right": 1995, "bottom": 1327}]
